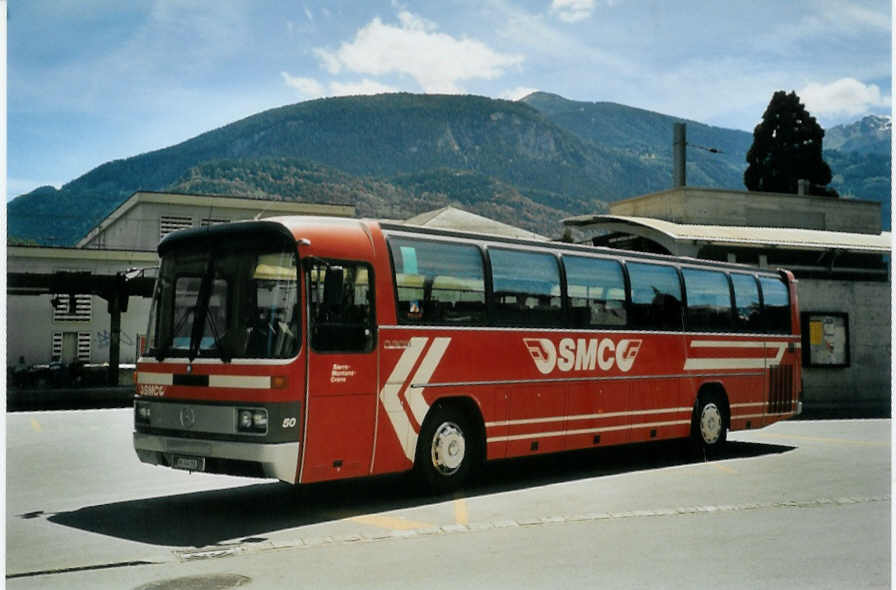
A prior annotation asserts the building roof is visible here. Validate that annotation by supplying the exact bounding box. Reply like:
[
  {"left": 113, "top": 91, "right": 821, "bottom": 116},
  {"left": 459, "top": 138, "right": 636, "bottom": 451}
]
[
  {"left": 403, "top": 206, "right": 546, "bottom": 241},
  {"left": 564, "top": 214, "right": 892, "bottom": 253},
  {"left": 76, "top": 191, "right": 356, "bottom": 248}
]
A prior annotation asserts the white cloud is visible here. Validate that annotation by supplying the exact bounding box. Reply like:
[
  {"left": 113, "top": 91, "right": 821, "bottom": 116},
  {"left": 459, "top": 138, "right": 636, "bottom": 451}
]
[
  {"left": 312, "top": 12, "right": 523, "bottom": 94},
  {"left": 396, "top": 10, "right": 437, "bottom": 32},
  {"left": 492, "top": 0, "right": 630, "bottom": 71},
  {"left": 330, "top": 79, "right": 399, "bottom": 96},
  {"left": 500, "top": 86, "right": 540, "bottom": 101},
  {"left": 799, "top": 78, "right": 891, "bottom": 118},
  {"left": 550, "top": 0, "right": 596, "bottom": 23},
  {"left": 280, "top": 72, "right": 325, "bottom": 98},
  {"left": 280, "top": 73, "right": 398, "bottom": 99}
]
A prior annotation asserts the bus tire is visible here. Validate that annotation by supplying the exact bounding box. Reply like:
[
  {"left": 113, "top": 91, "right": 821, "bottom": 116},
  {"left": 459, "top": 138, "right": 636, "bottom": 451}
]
[
  {"left": 691, "top": 395, "right": 727, "bottom": 456},
  {"left": 415, "top": 403, "right": 476, "bottom": 494}
]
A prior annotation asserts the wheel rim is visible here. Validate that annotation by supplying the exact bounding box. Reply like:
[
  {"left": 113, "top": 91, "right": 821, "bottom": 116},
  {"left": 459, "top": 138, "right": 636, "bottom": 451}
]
[
  {"left": 700, "top": 403, "right": 723, "bottom": 445},
  {"left": 430, "top": 421, "right": 466, "bottom": 476}
]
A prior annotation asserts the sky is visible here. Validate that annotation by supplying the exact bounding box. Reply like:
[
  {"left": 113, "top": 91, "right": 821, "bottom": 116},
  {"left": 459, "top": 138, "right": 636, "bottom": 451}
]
[{"left": 6, "top": 0, "right": 892, "bottom": 201}]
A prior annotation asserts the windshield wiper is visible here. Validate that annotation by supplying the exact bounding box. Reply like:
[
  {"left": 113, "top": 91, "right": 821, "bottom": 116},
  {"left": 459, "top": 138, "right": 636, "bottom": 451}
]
[
  {"left": 205, "top": 304, "right": 232, "bottom": 363},
  {"left": 189, "top": 256, "right": 215, "bottom": 363},
  {"left": 188, "top": 254, "right": 233, "bottom": 364},
  {"left": 155, "top": 306, "right": 193, "bottom": 362}
]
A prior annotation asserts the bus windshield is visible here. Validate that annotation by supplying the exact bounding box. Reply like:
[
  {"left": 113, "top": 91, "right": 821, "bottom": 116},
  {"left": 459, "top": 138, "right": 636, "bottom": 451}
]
[{"left": 146, "top": 236, "right": 300, "bottom": 361}]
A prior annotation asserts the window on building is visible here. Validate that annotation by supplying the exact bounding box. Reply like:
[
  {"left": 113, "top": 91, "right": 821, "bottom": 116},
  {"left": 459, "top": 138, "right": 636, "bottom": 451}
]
[
  {"left": 490, "top": 248, "right": 562, "bottom": 327},
  {"left": 201, "top": 218, "right": 230, "bottom": 227},
  {"left": 683, "top": 268, "right": 733, "bottom": 332},
  {"left": 160, "top": 216, "right": 193, "bottom": 239},
  {"left": 627, "top": 262, "right": 682, "bottom": 331},
  {"left": 564, "top": 256, "right": 627, "bottom": 328},
  {"left": 389, "top": 237, "right": 486, "bottom": 325},
  {"left": 52, "top": 294, "right": 92, "bottom": 323},
  {"left": 731, "top": 273, "right": 762, "bottom": 332},
  {"left": 52, "top": 332, "right": 91, "bottom": 362}
]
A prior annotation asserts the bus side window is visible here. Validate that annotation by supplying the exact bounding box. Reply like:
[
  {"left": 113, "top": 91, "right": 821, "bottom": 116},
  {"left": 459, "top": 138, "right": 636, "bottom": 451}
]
[
  {"left": 731, "top": 273, "right": 762, "bottom": 333},
  {"left": 490, "top": 248, "right": 562, "bottom": 327},
  {"left": 388, "top": 238, "right": 486, "bottom": 325},
  {"left": 759, "top": 276, "right": 791, "bottom": 334},
  {"left": 564, "top": 255, "right": 627, "bottom": 329},
  {"left": 682, "top": 268, "right": 733, "bottom": 332},
  {"left": 627, "top": 262, "right": 683, "bottom": 331}
]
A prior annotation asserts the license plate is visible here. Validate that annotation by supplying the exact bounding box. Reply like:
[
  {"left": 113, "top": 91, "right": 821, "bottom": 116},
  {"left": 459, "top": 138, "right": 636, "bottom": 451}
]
[{"left": 172, "top": 455, "right": 205, "bottom": 472}]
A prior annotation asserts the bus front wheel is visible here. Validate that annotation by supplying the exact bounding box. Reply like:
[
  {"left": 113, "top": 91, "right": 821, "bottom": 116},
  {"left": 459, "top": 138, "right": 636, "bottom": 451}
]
[{"left": 415, "top": 404, "right": 476, "bottom": 494}]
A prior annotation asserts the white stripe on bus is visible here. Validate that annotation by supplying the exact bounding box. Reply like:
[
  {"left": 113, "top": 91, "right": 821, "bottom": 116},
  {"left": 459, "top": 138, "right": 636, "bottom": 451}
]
[
  {"left": 485, "top": 406, "right": 692, "bottom": 428},
  {"left": 487, "top": 419, "right": 692, "bottom": 443},
  {"left": 684, "top": 340, "right": 788, "bottom": 371},
  {"left": 405, "top": 337, "right": 451, "bottom": 426},
  {"left": 378, "top": 337, "right": 429, "bottom": 462},
  {"left": 732, "top": 411, "right": 795, "bottom": 420},
  {"left": 137, "top": 372, "right": 173, "bottom": 385},
  {"left": 208, "top": 375, "right": 271, "bottom": 389}
]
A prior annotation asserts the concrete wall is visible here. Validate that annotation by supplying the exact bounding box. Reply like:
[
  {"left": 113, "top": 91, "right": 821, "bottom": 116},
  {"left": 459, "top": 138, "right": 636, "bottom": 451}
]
[
  {"left": 798, "top": 278, "right": 891, "bottom": 411},
  {"left": 7, "top": 294, "right": 152, "bottom": 366},
  {"left": 7, "top": 247, "right": 158, "bottom": 368},
  {"left": 610, "top": 187, "right": 881, "bottom": 234}
]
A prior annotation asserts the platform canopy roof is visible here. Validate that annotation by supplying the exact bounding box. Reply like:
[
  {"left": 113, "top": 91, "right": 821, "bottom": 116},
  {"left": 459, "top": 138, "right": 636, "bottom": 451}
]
[
  {"left": 563, "top": 215, "right": 892, "bottom": 255},
  {"left": 404, "top": 206, "right": 547, "bottom": 241}
]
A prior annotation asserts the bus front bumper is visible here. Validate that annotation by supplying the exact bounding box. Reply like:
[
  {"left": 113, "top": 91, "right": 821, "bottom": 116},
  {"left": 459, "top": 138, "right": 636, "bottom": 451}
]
[{"left": 134, "top": 432, "right": 300, "bottom": 483}]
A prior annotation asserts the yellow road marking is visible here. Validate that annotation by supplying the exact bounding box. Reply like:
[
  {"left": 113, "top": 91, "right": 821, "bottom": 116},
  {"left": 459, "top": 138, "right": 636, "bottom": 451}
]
[
  {"left": 713, "top": 463, "right": 738, "bottom": 474},
  {"left": 754, "top": 432, "right": 888, "bottom": 447},
  {"left": 454, "top": 496, "right": 469, "bottom": 525},
  {"left": 348, "top": 514, "right": 433, "bottom": 531},
  {"left": 30, "top": 419, "right": 42, "bottom": 433}
]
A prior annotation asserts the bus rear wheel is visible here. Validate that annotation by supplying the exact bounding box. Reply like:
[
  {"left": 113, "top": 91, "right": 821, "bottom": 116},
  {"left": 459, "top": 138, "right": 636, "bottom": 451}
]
[
  {"left": 415, "top": 404, "right": 476, "bottom": 494},
  {"left": 692, "top": 396, "right": 727, "bottom": 456}
]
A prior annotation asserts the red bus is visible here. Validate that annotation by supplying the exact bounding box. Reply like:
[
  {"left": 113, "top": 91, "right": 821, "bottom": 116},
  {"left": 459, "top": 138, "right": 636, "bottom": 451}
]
[{"left": 134, "top": 217, "right": 801, "bottom": 492}]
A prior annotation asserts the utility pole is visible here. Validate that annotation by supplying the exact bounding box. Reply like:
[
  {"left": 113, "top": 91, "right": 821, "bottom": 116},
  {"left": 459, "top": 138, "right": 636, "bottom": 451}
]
[{"left": 673, "top": 123, "right": 686, "bottom": 187}]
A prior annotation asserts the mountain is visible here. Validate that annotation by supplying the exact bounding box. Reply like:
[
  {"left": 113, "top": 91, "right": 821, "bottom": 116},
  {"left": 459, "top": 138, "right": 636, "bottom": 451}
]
[
  {"left": 8, "top": 92, "right": 891, "bottom": 245},
  {"left": 825, "top": 115, "right": 891, "bottom": 155},
  {"left": 166, "top": 159, "right": 575, "bottom": 234},
  {"left": 520, "top": 92, "right": 753, "bottom": 190},
  {"left": 9, "top": 94, "right": 617, "bottom": 244}
]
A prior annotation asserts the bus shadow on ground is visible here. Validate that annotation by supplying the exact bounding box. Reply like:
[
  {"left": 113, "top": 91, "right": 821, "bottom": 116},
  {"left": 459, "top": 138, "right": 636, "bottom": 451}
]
[{"left": 47, "top": 439, "right": 794, "bottom": 548}]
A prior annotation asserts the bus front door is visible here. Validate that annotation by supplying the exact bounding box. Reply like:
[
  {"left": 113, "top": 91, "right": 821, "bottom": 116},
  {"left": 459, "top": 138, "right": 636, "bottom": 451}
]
[{"left": 299, "top": 261, "right": 378, "bottom": 483}]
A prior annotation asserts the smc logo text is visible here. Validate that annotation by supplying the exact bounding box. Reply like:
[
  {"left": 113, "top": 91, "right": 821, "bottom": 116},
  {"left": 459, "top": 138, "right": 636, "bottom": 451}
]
[{"left": 524, "top": 337, "right": 643, "bottom": 374}]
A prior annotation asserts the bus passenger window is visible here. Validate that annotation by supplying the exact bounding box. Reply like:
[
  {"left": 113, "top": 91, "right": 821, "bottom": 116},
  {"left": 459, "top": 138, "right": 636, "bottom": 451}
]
[
  {"left": 759, "top": 277, "right": 791, "bottom": 334},
  {"left": 308, "top": 262, "right": 375, "bottom": 352},
  {"left": 731, "top": 273, "right": 762, "bottom": 332},
  {"left": 683, "top": 268, "right": 733, "bottom": 332},
  {"left": 388, "top": 238, "right": 486, "bottom": 325},
  {"left": 564, "top": 256, "right": 626, "bottom": 328},
  {"left": 627, "top": 262, "right": 682, "bottom": 331},
  {"left": 490, "top": 248, "right": 562, "bottom": 327}
]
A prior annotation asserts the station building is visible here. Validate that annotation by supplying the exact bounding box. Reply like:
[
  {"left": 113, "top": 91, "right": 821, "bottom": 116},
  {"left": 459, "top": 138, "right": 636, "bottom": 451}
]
[
  {"left": 565, "top": 186, "right": 891, "bottom": 415},
  {"left": 7, "top": 192, "right": 354, "bottom": 381}
]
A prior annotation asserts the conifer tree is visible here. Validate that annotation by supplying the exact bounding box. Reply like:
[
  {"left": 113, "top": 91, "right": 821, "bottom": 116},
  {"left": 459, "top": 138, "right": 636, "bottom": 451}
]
[{"left": 744, "top": 90, "right": 838, "bottom": 197}]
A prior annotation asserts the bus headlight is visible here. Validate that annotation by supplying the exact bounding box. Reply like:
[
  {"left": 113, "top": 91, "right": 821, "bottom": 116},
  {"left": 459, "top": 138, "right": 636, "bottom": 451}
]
[
  {"left": 237, "top": 408, "right": 268, "bottom": 434},
  {"left": 136, "top": 402, "right": 151, "bottom": 424}
]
